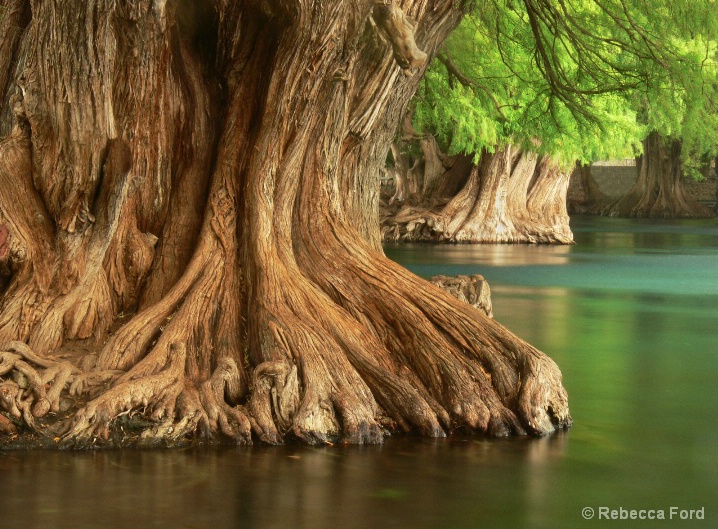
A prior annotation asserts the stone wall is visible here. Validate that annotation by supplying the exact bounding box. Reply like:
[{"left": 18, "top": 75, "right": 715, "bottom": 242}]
[
  {"left": 590, "top": 161, "right": 717, "bottom": 203},
  {"left": 590, "top": 165, "right": 637, "bottom": 198},
  {"left": 683, "top": 177, "right": 718, "bottom": 202}
]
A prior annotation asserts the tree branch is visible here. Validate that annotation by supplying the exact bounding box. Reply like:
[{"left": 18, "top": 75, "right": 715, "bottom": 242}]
[
  {"left": 372, "top": 1, "right": 428, "bottom": 71},
  {"left": 437, "top": 53, "right": 508, "bottom": 121}
]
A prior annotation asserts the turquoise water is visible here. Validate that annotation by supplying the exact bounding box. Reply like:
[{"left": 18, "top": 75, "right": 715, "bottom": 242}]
[{"left": 1, "top": 216, "right": 717, "bottom": 529}]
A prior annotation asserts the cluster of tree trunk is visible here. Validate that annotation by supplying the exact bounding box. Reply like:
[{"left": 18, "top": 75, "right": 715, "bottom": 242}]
[
  {"left": 0, "top": 0, "right": 571, "bottom": 447},
  {"left": 382, "top": 143, "right": 574, "bottom": 244},
  {"left": 570, "top": 133, "right": 716, "bottom": 218}
]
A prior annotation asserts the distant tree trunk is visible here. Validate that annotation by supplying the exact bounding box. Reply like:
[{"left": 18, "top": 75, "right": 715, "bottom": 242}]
[
  {"left": 604, "top": 132, "right": 715, "bottom": 218},
  {"left": 430, "top": 153, "right": 474, "bottom": 201},
  {"left": 389, "top": 143, "right": 409, "bottom": 204},
  {"left": 441, "top": 145, "right": 531, "bottom": 242},
  {"left": 382, "top": 145, "right": 574, "bottom": 243},
  {"left": 567, "top": 163, "right": 609, "bottom": 214},
  {"left": 419, "top": 134, "right": 447, "bottom": 199},
  {"left": 389, "top": 111, "right": 431, "bottom": 205},
  {"left": 388, "top": 141, "right": 422, "bottom": 205},
  {"left": 0, "top": 0, "right": 570, "bottom": 447}
]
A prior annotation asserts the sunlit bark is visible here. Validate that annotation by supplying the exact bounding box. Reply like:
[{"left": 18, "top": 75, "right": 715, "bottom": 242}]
[
  {"left": 0, "top": 0, "right": 570, "bottom": 446},
  {"left": 382, "top": 145, "right": 574, "bottom": 243}
]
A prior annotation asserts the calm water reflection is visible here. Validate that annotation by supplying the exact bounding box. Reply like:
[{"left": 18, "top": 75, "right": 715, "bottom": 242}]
[{"left": 2, "top": 216, "right": 717, "bottom": 529}]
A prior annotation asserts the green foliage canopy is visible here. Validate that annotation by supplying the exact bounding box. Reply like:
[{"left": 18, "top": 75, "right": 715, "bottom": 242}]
[{"left": 412, "top": 0, "right": 718, "bottom": 172}]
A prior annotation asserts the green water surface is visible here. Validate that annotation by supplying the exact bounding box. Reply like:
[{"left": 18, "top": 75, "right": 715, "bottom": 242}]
[{"left": 1, "top": 216, "right": 716, "bottom": 529}]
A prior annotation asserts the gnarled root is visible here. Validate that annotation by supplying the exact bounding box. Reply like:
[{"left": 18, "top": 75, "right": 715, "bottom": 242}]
[
  {"left": 246, "top": 307, "right": 387, "bottom": 445},
  {"left": 0, "top": 340, "right": 80, "bottom": 434},
  {"left": 0, "top": 225, "right": 570, "bottom": 447},
  {"left": 62, "top": 342, "right": 189, "bottom": 444},
  {"left": 247, "top": 357, "right": 300, "bottom": 444},
  {"left": 241, "top": 254, "right": 532, "bottom": 444},
  {"left": 62, "top": 342, "right": 251, "bottom": 447},
  {"left": 293, "top": 219, "right": 572, "bottom": 439},
  {"left": 139, "top": 359, "right": 252, "bottom": 446},
  {"left": 0, "top": 253, "right": 570, "bottom": 446}
]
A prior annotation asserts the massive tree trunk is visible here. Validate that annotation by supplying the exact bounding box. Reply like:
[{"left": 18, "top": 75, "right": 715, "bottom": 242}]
[
  {"left": 382, "top": 145, "right": 574, "bottom": 243},
  {"left": 604, "top": 132, "right": 715, "bottom": 218},
  {"left": 0, "top": 0, "right": 570, "bottom": 447}
]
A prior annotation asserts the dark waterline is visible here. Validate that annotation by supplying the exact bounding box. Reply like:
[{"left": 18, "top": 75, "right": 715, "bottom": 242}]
[{"left": 2, "top": 216, "right": 717, "bottom": 529}]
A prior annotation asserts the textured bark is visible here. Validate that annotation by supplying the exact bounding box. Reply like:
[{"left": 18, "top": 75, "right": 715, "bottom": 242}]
[
  {"left": 382, "top": 145, "right": 574, "bottom": 243},
  {"left": 0, "top": 0, "right": 31, "bottom": 134},
  {"left": 0, "top": 0, "right": 571, "bottom": 447},
  {"left": 604, "top": 132, "right": 715, "bottom": 218},
  {"left": 567, "top": 163, "right": 610, "bottom": 214},
  {"left": 0, "top": 1, "right": 29, "bottom": 102},
  {"left": 527, "top": 158, "right": 574, "bottom": 243}
]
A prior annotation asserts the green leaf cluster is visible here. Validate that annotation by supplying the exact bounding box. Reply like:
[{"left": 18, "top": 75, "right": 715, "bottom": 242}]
[{"left": 413, "top": 0, "right": 718, "bottom": 174}]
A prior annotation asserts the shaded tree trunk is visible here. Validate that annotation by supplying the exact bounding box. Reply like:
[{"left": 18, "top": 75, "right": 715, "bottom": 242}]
[
  {"left": 567, "top": 163, "right": 610, "bottom": 214},
  {"left": 430, "top": 153, "right": 474, "bottom": 201},
  {"left": 527, "top": 158, "right": 574, "bottom": 242},
  {"left": 0, "top": 0, "right": 31, "bottom": 133},
  {"left": 382, "top": 145, "right": 574, "bottom": 243},
  {"left": 389, "top": 142, "right": 421, "bottom": 204},
  {"left": 0, "top": 0, "right": 570, "bottom": 447},
  {"left": 419, "top": 134, "right": 447, "bottom": 199},
  {"left": 604, "top": 132, "right": 715, "bottom": 218}
]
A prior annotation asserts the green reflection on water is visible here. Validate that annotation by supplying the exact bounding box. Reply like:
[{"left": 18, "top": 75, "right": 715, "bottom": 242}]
[
  {"left": 0, "top": 217, "right": 716, "bottom": 529},
  {"left": 389, "top": 216, "right": 718, "bottom": 528}
]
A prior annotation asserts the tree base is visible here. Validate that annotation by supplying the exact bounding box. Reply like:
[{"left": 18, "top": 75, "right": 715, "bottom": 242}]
[
  {"left": 381, "top": 149, "right": 574, "bottom": 244},
  {"left": 381, "top": 203, "right": 575, "bottom": 244},
  {"left": 602, "top": 134, "right": 717, "bottom": 219},
  {"left": 603, "top": 195, "right": 716, "bottom": 219},
  {"left": 0, "top": 273, "right": 570, "bottom": 448}
]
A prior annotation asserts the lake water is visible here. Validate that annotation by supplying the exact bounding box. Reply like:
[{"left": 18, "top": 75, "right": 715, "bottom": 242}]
[{"left": 1, "top": 216, "right": 717, "bottom": 529}]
